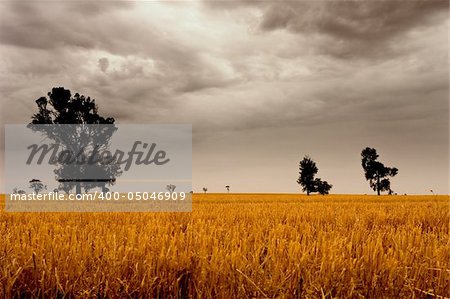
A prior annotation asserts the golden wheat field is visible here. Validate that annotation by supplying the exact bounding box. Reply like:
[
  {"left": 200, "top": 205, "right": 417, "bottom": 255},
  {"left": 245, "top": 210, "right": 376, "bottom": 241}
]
[{"left": 0, "top": 194, "right": 448, "bottom": 298}]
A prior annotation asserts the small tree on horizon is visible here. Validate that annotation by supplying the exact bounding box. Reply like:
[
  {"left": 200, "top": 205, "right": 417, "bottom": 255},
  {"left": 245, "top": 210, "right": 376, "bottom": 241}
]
[
  {"left": 297, "top": 156, "right": 332, "bottom": 195},
  {"left": 203, "top": 187, "right": 207, "bottom": 194},
  {"left": 225, "top": 185, "right": 230, "bottom": 193},
  {"left": 12, "top": 187, "right": 26, "bottom": 194},
  {"left": 315, "top": 178, "right": 332, "bottom": 195},
  {"left": 166, "top": 184, "right": 176, "bottom": 193},
  {"left": 297, "top": 156, "right": 317, "bottom": 195},
  {"left": 29, "top": 179, "right": 46, "bottom": 194},
  {"left": 361, "top": 147, "right": 398, "bottom": 195}
]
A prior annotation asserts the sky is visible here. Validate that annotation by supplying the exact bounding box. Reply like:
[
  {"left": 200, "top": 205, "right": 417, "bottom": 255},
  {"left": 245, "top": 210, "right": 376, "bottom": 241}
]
[{"left": 0, "top": 1, "right": 448, "bottom": 194}]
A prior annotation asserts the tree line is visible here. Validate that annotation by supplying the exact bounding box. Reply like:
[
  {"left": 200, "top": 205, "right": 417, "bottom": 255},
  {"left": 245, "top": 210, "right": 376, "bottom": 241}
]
[
  {"left": 297, "top": 148, "right": 398, "bottom": 195},
  {"left": 25, "top": 87, "right": 398, "bottom": 196}
]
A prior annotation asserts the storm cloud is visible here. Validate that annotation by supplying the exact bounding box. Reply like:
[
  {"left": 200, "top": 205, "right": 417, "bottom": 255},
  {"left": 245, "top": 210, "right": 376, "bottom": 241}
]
[
  {"left": 258, "top": 1, "right": 447, "bottom": 58},
  {"left": 0, "top": 1, "right": 448, "bottom": 194}
]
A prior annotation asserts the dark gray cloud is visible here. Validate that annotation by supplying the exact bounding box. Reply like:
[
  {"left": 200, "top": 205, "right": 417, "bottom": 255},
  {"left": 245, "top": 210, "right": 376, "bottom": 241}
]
[
  {"left": 258, "top": 1, "right": 448, "bottom": 59},
  {"left": 0, "top": 1, "right": 448, "bottom": 194},
  {"left": 0, "top": 1, "right": 134, "bottom": 50},
  {"left": 66, "top": 1, "right": 133, "bottom": 17},
  {"left": 260, "top": 1, "right": 447, "bottom": 36},
  {"left": 0, "top": 1, "right": 240, "bottom": 121},
  {"left": 202, "top": 0, "right": 266, "bottom": 10}
]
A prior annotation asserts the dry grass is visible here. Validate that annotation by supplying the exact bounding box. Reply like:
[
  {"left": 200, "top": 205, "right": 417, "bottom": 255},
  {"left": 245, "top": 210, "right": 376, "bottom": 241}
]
[{"left": 0, "top": 194, "right": 448, "bottom": 298}]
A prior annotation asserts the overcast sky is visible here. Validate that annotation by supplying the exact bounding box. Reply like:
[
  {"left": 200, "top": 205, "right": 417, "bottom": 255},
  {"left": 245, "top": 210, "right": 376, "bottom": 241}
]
[{"left": 0, "top": 1, "right": 448, "bottom": 194}]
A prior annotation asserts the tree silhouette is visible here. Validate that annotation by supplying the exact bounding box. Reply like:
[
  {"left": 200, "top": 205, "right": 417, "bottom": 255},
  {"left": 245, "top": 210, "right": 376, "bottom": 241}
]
[
  {"left": 31, "top": 88, "right": 115, "bottom": 125},
  {"left": 361, "top": 147, "right": 398, "bottom": 195},
  {"left": 29, "top": 87, "right": 121, "bottom": 195},
  {"left": 297, "top": 155, "right": 332, "bottom": 195},
  {"left": 12, "top": 188, "right": 26, "bottom": 194},
  {"left": 225, "top": 185, "right": 230, "bottom": 193},
  {"left": 297, "top": 156, "right": 317, "bottom": 195},
  {"left": 314, "top": 178, "right": 332, "bottom": 195},
  {"left": 166, "top": 184, "right": 176, "bottom": 193},
  {"left": 202, "top": 187, "right": 207, "bottom": 194},
  {"left": 29, "top": 179, "right": 46, "bottom": 194}
]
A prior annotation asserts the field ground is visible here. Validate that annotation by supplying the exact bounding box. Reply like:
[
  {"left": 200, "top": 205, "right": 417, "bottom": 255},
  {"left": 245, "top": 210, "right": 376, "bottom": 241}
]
[{"left": 0, "top": 194, "right": 448, "bottom": 298}]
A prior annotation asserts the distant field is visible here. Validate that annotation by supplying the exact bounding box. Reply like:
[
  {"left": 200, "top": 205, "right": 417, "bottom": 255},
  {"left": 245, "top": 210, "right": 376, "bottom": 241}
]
[{"left": 0, "top": 194, "right": 448, "bottom": 298}]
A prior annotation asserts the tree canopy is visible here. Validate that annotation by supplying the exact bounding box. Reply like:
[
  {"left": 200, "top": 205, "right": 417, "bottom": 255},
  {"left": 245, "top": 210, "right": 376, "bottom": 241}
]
[
  {"left": 29, "top": 87, "right": 121, "bottom": 194},
  {"left": 361, "top": 147, "right": 398, "bottom": 195},
  {"left": 297, "top": 156, "right": 332, "bottom": 195}
]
